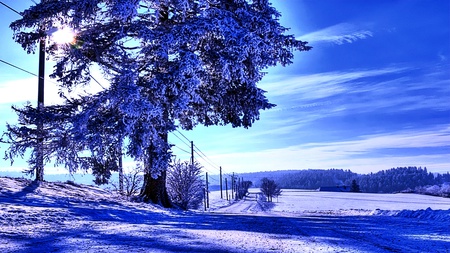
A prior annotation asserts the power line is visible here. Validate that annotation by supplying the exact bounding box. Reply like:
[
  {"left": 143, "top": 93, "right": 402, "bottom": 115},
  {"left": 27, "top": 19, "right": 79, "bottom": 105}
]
[
  {"left": 171, "top": 132, "right": 191, "bottom": 149},
  {"left": 196, "top": 158, "right": 219, "bottom": 182},
  {"left": 1, "top": 57, "right": 107, "bottom": 93},
  {"left": 175, "top": 129, "right": 191, "bottom": 143},
  {"left": 193, "top": 144, "right": 220, "bottom": 169},
  {"left": 89, "top": 73, "right": 106, "bottom": 90},
  {"left": 194, "top": 149, "right": 220, "bottom": 172},
  {"left": 0, "top": 1, "right": 22, "bottom": 16},
  {"left": 175, "top": 129, "right": 220, "bottom": 168},
  {"left": 0, "top": 58, "right": 61, "bottom": 87},
  {"left": 171, "top": 144, "right": 190, "bottom": 154},
  {"left": 0, "top": 59, "right": 38, "bottom": 77},
  {"left": 1, "top": 0, "right": 108, "bottom": 92},
  {"left": 174, "top": 129, "right": 223, "bottom": 173}
]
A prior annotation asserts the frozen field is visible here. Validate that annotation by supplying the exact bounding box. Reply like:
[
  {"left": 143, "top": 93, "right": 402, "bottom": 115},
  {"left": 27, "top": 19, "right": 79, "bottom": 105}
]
[
  {"left": 270, "top": 189, "right": 450, "bottom": 212},
  {"left": 1, "top": 177, "right": 449, "bottom": 253}
]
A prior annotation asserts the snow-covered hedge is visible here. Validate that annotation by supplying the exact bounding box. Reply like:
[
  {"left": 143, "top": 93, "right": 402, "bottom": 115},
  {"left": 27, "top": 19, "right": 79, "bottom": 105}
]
[{"left": 414, "top": 183, "right": 450, "bottom": 198}]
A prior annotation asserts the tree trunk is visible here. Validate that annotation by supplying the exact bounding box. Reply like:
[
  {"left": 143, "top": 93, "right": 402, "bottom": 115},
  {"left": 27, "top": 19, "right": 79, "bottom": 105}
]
[
  {"left": 139, "top": 136, "right": 172, "bottom": 208},
  {"left": 118, "top": 139, "right": 123, "bottom": 194},
  {"left": 118, "top": 154, "right": 123, "bottom": 194},
  {"left": 139, "top": 2, "right": 172, "bottom": 208},
  {"left": 140, "top": 169, "right": 172, "bottom": 208}
]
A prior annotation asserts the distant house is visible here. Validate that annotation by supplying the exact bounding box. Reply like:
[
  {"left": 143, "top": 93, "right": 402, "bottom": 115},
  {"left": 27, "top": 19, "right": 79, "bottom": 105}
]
[{"left": 318, "top": 185, "right": 351, "bottom": 192}]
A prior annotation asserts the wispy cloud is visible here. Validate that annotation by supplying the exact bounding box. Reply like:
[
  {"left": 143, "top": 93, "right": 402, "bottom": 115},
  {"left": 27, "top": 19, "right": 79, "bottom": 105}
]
[
  {"left": 209, "top": 125, "right": 450, "bottom": 174},
  {"left": 298, "top": 23, "right": 373, "bottom": 45},
  {"left": 263, "top": 67, "right": 406, "bottom": 98},
  {"left": 302, "top": 125, "right": 450, "bottom": 153},
  {"left": 262, "top": 64, "right": 450, "bottom": 115}
]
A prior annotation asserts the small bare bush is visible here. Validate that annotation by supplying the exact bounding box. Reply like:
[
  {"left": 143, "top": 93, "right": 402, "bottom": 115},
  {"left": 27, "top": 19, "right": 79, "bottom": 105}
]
[
  {"left": 110, "top": 166, "right": 143, "bottom": 199},
  {"left": 167, "top": 160, "right": 204, "bottom": 210}
]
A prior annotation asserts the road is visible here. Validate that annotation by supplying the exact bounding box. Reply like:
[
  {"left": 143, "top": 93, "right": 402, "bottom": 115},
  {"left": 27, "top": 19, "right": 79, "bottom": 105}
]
[{"left": 210, "top": 190, "right": 450, "bottom": 252}]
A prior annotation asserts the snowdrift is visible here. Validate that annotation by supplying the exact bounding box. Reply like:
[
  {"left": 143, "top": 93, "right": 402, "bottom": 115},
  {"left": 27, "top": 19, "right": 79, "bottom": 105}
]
[{"left": 1, "top": 177, "right": 450, "bottom": 253}]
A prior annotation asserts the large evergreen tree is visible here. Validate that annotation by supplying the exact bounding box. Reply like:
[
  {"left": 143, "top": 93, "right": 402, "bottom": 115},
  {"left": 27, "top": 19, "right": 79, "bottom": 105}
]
[{"left": 4, "top": 0, "right": 310, "bottom": 207}]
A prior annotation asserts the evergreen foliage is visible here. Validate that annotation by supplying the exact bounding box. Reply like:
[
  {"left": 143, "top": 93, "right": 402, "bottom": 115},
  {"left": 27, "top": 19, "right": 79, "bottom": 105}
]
[
  {"left": 272, "top": 167, "right": 449, "bottom": 194},
  {"left": 350, "top": 179, "right": 360, "bottom": 192},
  {"left": 276, "top": 169, "right": 357, "bottom": 189},
  {"left": 3, "top": 0, "right": 310, "bottom": 205}
]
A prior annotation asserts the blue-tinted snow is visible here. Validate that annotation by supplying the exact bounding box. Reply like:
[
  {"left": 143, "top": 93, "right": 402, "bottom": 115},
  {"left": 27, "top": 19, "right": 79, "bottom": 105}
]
[{"left": 1, "top": 177, "right": 449, "bottom": 252}]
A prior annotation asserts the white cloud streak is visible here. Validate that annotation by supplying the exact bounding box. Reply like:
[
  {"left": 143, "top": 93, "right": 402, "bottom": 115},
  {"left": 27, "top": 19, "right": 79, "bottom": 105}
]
[
  {"left": 298, "top": 23, "right": 373, "bottom": 45},
  {"left": 262, "top": 64, "right": 450, "bottom": 116},
  {"left": 263, "top": 67, "right": 406, "bottom": 98},
  {"left": 210, "top": 125, "right": 450, "bottom": 174}
]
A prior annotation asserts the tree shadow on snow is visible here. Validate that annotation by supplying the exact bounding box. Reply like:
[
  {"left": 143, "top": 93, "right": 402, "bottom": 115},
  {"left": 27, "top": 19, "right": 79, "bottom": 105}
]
[
  {"left": 3, "top": 209, "right": 449, "bottom": 253},
  {"left": 0, "top": 179, "right": 40, "bottom": 200},
  {"left": 2, "top": 179, "right": 449, "bottom": 252}
]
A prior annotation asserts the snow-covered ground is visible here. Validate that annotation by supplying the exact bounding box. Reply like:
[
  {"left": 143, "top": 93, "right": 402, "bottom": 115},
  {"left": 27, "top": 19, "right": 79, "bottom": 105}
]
[{"left": 1, "top": 178, "right": 449, "bottom": 253}]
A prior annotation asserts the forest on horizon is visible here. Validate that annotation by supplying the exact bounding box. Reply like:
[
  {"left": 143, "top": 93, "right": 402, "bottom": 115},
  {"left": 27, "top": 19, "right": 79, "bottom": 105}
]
[{"left": 228, "top": 167, "right": 450, "bottom": 194}]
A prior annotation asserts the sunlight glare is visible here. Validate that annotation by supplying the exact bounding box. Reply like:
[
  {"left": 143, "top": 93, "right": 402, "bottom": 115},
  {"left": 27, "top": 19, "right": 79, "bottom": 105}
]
[{"left": 51, "top": 27, "right": 76, "bottom": 45}]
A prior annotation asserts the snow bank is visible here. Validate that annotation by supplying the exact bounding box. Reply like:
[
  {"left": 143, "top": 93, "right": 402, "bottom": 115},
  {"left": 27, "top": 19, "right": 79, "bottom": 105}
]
[
  {"left": 2, "top": 178, "right": 450, "bottom": 253},
  {"left": 373, "top": 208, "right": 450, "bottom": 222}
]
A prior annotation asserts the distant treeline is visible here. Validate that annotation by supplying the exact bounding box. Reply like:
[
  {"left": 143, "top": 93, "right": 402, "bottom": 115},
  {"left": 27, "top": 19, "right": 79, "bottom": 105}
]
[
  {"left": 356, "top": 167, "right": 449, "bottom": 193},
  {"left": 236, "top": 167, "right": 450, "bottom": 194},
  {"left": 276, "top": 169, "right": 356, "bottom": 190}
]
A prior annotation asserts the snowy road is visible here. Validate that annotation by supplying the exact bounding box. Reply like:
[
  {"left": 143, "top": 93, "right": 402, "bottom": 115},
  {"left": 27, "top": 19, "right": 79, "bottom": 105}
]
[
  {"left": 1, "top": 178, "right": 449, "bottom": 253},
  {"left": 211, "top": 190, "right": 450, "bottom": 252}
]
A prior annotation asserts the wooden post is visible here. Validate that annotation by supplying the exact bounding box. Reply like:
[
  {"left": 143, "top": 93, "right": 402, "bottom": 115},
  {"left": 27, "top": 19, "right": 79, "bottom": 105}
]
[
  {"left": 225, "top": 177, "right": 228, "bottom": 201},
  {"left": 203, "top": 188, "right": 206, "bottom": 211},
  {"left": 206, "top": 172, "right": 209, "bottom": 208},
  {"left": 190, "top": 141, "right": 194, "bottom": 166},
  {"left": 237, "top": 177, "right": 241, "bottom": 199},
  {"left": 35, "top": 15, "right": 46, "bottom": 182},
  {"left": 231, "top": 173, "right": 235, "bottom": 199},
  {"left": 220, "top": 166, "right": 223, "bottom": 199}
]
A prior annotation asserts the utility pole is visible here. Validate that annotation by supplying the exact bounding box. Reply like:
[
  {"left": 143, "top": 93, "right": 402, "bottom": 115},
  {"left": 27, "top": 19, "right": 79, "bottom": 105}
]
[
  {"left": 35, "top": 8, "right": 46, "bottom": 182},
  {"left": 190, "top": 141, "right": 194, "bottom": 166},
  {"left": 203, "top": 188, "right": 207, "bottom": 211},
  {"left": 205, "top": 172, "right": 209, "bottom": 209},
  {"left": 234, "top": 174, "right": 238, "bottom": 200},
  {"left": 225, "top": 177, "right": 228, "bottom": 201},
  {"left": 237, "top": 177, "right": 241, "bottom": 200},
  {"left": 220, "top": 166, "right": 223, "bottom": 199},
  {"left": 231, "top": 173, "right": 234, "bottom": 199}
]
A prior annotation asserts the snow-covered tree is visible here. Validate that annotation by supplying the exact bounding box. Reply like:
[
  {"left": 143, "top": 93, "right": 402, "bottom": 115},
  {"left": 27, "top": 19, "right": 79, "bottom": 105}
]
[
  {"left": 4, "top": 0, "right": 310, "bottom": 207},
  {"left": 350, "top": 179, "right": 360, "bottom": 192},
  {"left": 167, "top": 160, "right": 204, "bottom": 210},
  {"left": 260, "top": 177, "right": 281, "bottom": 202}
]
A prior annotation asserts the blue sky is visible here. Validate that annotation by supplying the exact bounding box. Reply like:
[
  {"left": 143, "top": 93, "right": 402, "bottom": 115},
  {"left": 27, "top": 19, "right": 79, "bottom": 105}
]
[{"left": 0, "top": 0, "right": 449, "bottom": 177}]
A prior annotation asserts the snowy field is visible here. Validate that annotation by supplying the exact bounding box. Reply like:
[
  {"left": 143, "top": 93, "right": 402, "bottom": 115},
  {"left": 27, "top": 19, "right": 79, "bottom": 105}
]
[{"left": 1, "top": 177, "right": 450, "bottom": 253}]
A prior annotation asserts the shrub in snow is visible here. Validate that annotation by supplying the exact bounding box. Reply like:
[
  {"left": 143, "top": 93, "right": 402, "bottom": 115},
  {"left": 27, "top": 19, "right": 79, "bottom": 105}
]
[
  {"left": 415, "top": 184, "right": 450, "bottom": 198},
  {"left": 167, "top": 160, "right": 204, "bottom": 210},
  {"left": 260, "top": 178, "right": 282, "bottom": 202}
]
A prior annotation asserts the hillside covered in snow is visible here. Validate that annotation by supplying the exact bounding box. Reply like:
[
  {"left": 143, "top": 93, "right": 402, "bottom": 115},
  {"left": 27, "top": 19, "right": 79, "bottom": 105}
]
[{"left": 1, "top": 177, "right": 449, "bottom": 252}]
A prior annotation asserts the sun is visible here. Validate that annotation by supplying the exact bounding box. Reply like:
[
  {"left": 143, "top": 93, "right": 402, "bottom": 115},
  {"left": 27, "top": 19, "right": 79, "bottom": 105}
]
[{"left": 51, "top": 27, "right": 76, "bottom": 45}]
